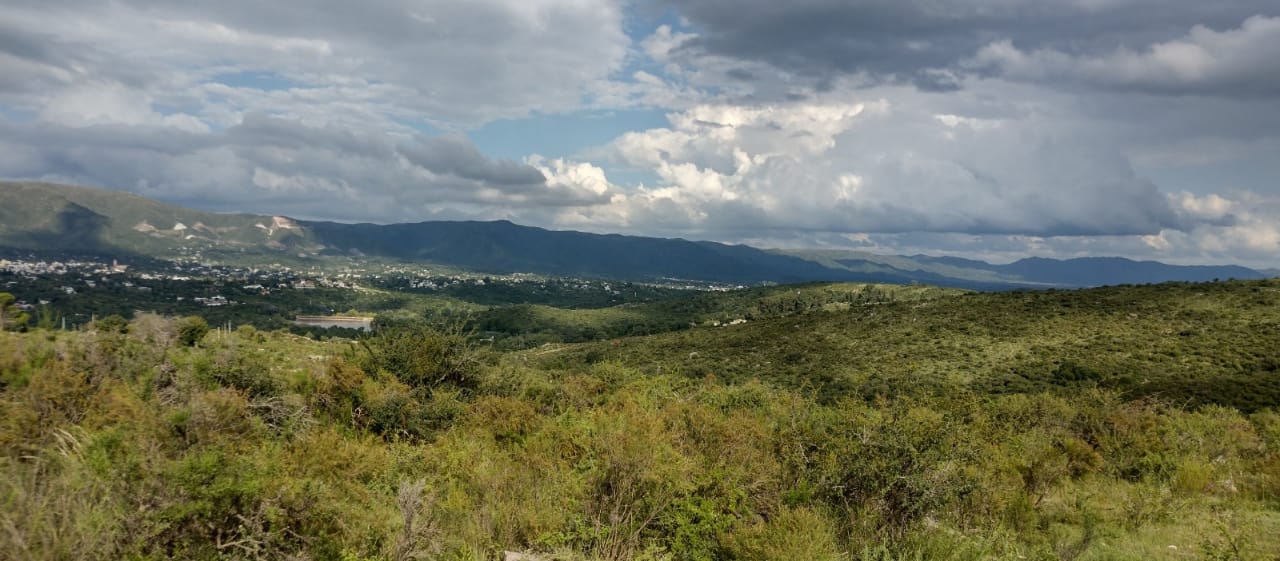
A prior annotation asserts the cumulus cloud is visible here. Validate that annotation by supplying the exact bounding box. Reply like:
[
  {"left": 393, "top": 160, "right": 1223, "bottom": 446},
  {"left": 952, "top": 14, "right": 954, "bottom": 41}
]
[
  {"left": 1166, "top": 192, "right": 1280, "bottom": 257},
  {"left": 1171, "top": 192, "right": 1237, "bottom": 224},
  {"left": 573, "top": 96, "right": 1189, "bottom": 238}
]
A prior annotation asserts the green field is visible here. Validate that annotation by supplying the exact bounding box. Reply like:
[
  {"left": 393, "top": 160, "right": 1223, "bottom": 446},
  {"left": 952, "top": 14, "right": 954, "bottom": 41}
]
[{"left": 2, "top": 280, "right": 1279, "bottom": 560}]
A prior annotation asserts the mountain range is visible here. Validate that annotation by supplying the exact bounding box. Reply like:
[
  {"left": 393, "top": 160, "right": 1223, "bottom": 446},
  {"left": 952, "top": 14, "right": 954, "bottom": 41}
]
[{"left": 0, "top": 181, "right": 1269, "bottom": 289}]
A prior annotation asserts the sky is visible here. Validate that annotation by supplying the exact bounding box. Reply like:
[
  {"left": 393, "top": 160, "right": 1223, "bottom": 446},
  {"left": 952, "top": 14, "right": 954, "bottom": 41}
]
[{"left": 1, "top": 0, "right": 1278, "bottom": 268}]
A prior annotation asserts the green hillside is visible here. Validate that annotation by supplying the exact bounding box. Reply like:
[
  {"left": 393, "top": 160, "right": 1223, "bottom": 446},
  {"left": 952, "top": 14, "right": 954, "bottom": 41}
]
[
  {"left": 474, "top": 282, "right": 961, "bottom": 348},
  {"left": 540, "top": 279, "right": 1280, "bottom": 411},
  {"left": 3, "top": 280, "right": 1280, "bottom": 560}
]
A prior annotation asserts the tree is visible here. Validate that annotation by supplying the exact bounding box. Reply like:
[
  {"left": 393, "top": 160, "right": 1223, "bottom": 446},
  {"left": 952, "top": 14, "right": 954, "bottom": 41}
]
[
  {"left": 176, "top": 316, "right": 210, "bottom": 347},
  {"left": 34, "top": 305, "right": 59, "bottom": 330},
  {"left": 0, "top": 292, "right": 30, "bottom": 332}
]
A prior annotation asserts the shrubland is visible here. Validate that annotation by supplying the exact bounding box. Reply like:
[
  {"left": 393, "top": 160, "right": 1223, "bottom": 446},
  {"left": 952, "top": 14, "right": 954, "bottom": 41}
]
[
  {"left": 545, "top": 280, "right": 1280, "bottom": 411},
  {"left": 0, "top": 280, "right": 1278, "bottom": 560}
]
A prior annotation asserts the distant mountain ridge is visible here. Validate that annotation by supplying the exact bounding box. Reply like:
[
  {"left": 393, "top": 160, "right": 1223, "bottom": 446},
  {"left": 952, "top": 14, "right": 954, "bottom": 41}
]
[
  {"left": 787, "top": 249, "right": 1264, "bottom": 288},
  {"left": 0, "top": 181, "right": 1267, "bottom": 289}
]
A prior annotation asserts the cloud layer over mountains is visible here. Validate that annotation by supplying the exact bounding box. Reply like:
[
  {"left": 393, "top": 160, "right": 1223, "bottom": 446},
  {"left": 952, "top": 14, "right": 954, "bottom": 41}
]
[{"left": 0, "top": 0, "right": 1277, "bottom": 267}]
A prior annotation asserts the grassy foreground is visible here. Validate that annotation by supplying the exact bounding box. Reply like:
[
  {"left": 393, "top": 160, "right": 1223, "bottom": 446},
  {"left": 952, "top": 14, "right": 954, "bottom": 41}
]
[{"left": 2, "top": 281, "right": 1280, "bottom": 560}]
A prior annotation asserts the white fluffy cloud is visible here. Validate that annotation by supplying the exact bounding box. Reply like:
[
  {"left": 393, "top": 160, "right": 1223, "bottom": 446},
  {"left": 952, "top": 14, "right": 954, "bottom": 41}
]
[
  {"left": 565, "top": 95, "right": 1182, "bottom": 236},
  {"left": 39, "top": 83, "right": 209, "bottom": 132},
  {"left": 1157, "top": 191, "right": 1280, "bottom": 259}
]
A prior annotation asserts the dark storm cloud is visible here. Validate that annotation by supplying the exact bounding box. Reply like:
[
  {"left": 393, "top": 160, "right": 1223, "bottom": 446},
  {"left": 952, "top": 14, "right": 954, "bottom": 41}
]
[
  {"left": 0, "top": 0, "right": 629, "bottom": 125},
  {"left": 967, "top": 15, "right": 1280, "bottom": 98},
  {"left": 0, "top": 115, "right": 593, "bottom": 222},
  {"left": 0, "top": 21, "right": 91, "bottom": 95},
  {"left": 0, "top": 15, "right": 167, "bottom": 95},
  {"left": 0, "top": 22, "right": 72, "bottom": 65},
  {"left": 911, "top": 70, "right": 963, "bottom": 93},
  {"left": 399, "top": 135, "right": 546, "bottom": 187},
  {"left": 661, "top": 0, "right": 1280, "bottom": 94},
  {"left": 225, "top": 114, "right": 544, "bottom": 187},
  {"left": 227, "top": 113, "right": 396, "bottom": 160}
]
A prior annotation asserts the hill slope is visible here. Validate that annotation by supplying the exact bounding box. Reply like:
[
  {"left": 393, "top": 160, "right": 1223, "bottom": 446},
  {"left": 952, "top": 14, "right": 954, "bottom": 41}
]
[
  {"left": 0, "top": 181, "right": 315, "bottom": 257},
  {"left": 302, "top": 219, "right": 889, "bottom": 284}
]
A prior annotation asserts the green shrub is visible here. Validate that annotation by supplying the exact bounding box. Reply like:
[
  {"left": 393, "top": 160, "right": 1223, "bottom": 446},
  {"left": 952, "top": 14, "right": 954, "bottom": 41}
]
[
  {"left": 156, "top": 447, "right": 268, "bottom": 557},
  {"left": 821, "top": 403, "right": 979, "bottom": 535},
  {"left": 722, "top": 507, "right": 843, "bottom": 561},
  {"left": 314, "top": 357, "right": 367, "bottom": 425},
  {"left": 91, "top": 315, "right": 129, "bottom": 334},
  {"left": 355, "top": 325, "right": 479, "bottom": 391},
  {"left": 208, "top": 347, "right": 281, "bottom": 399}
]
